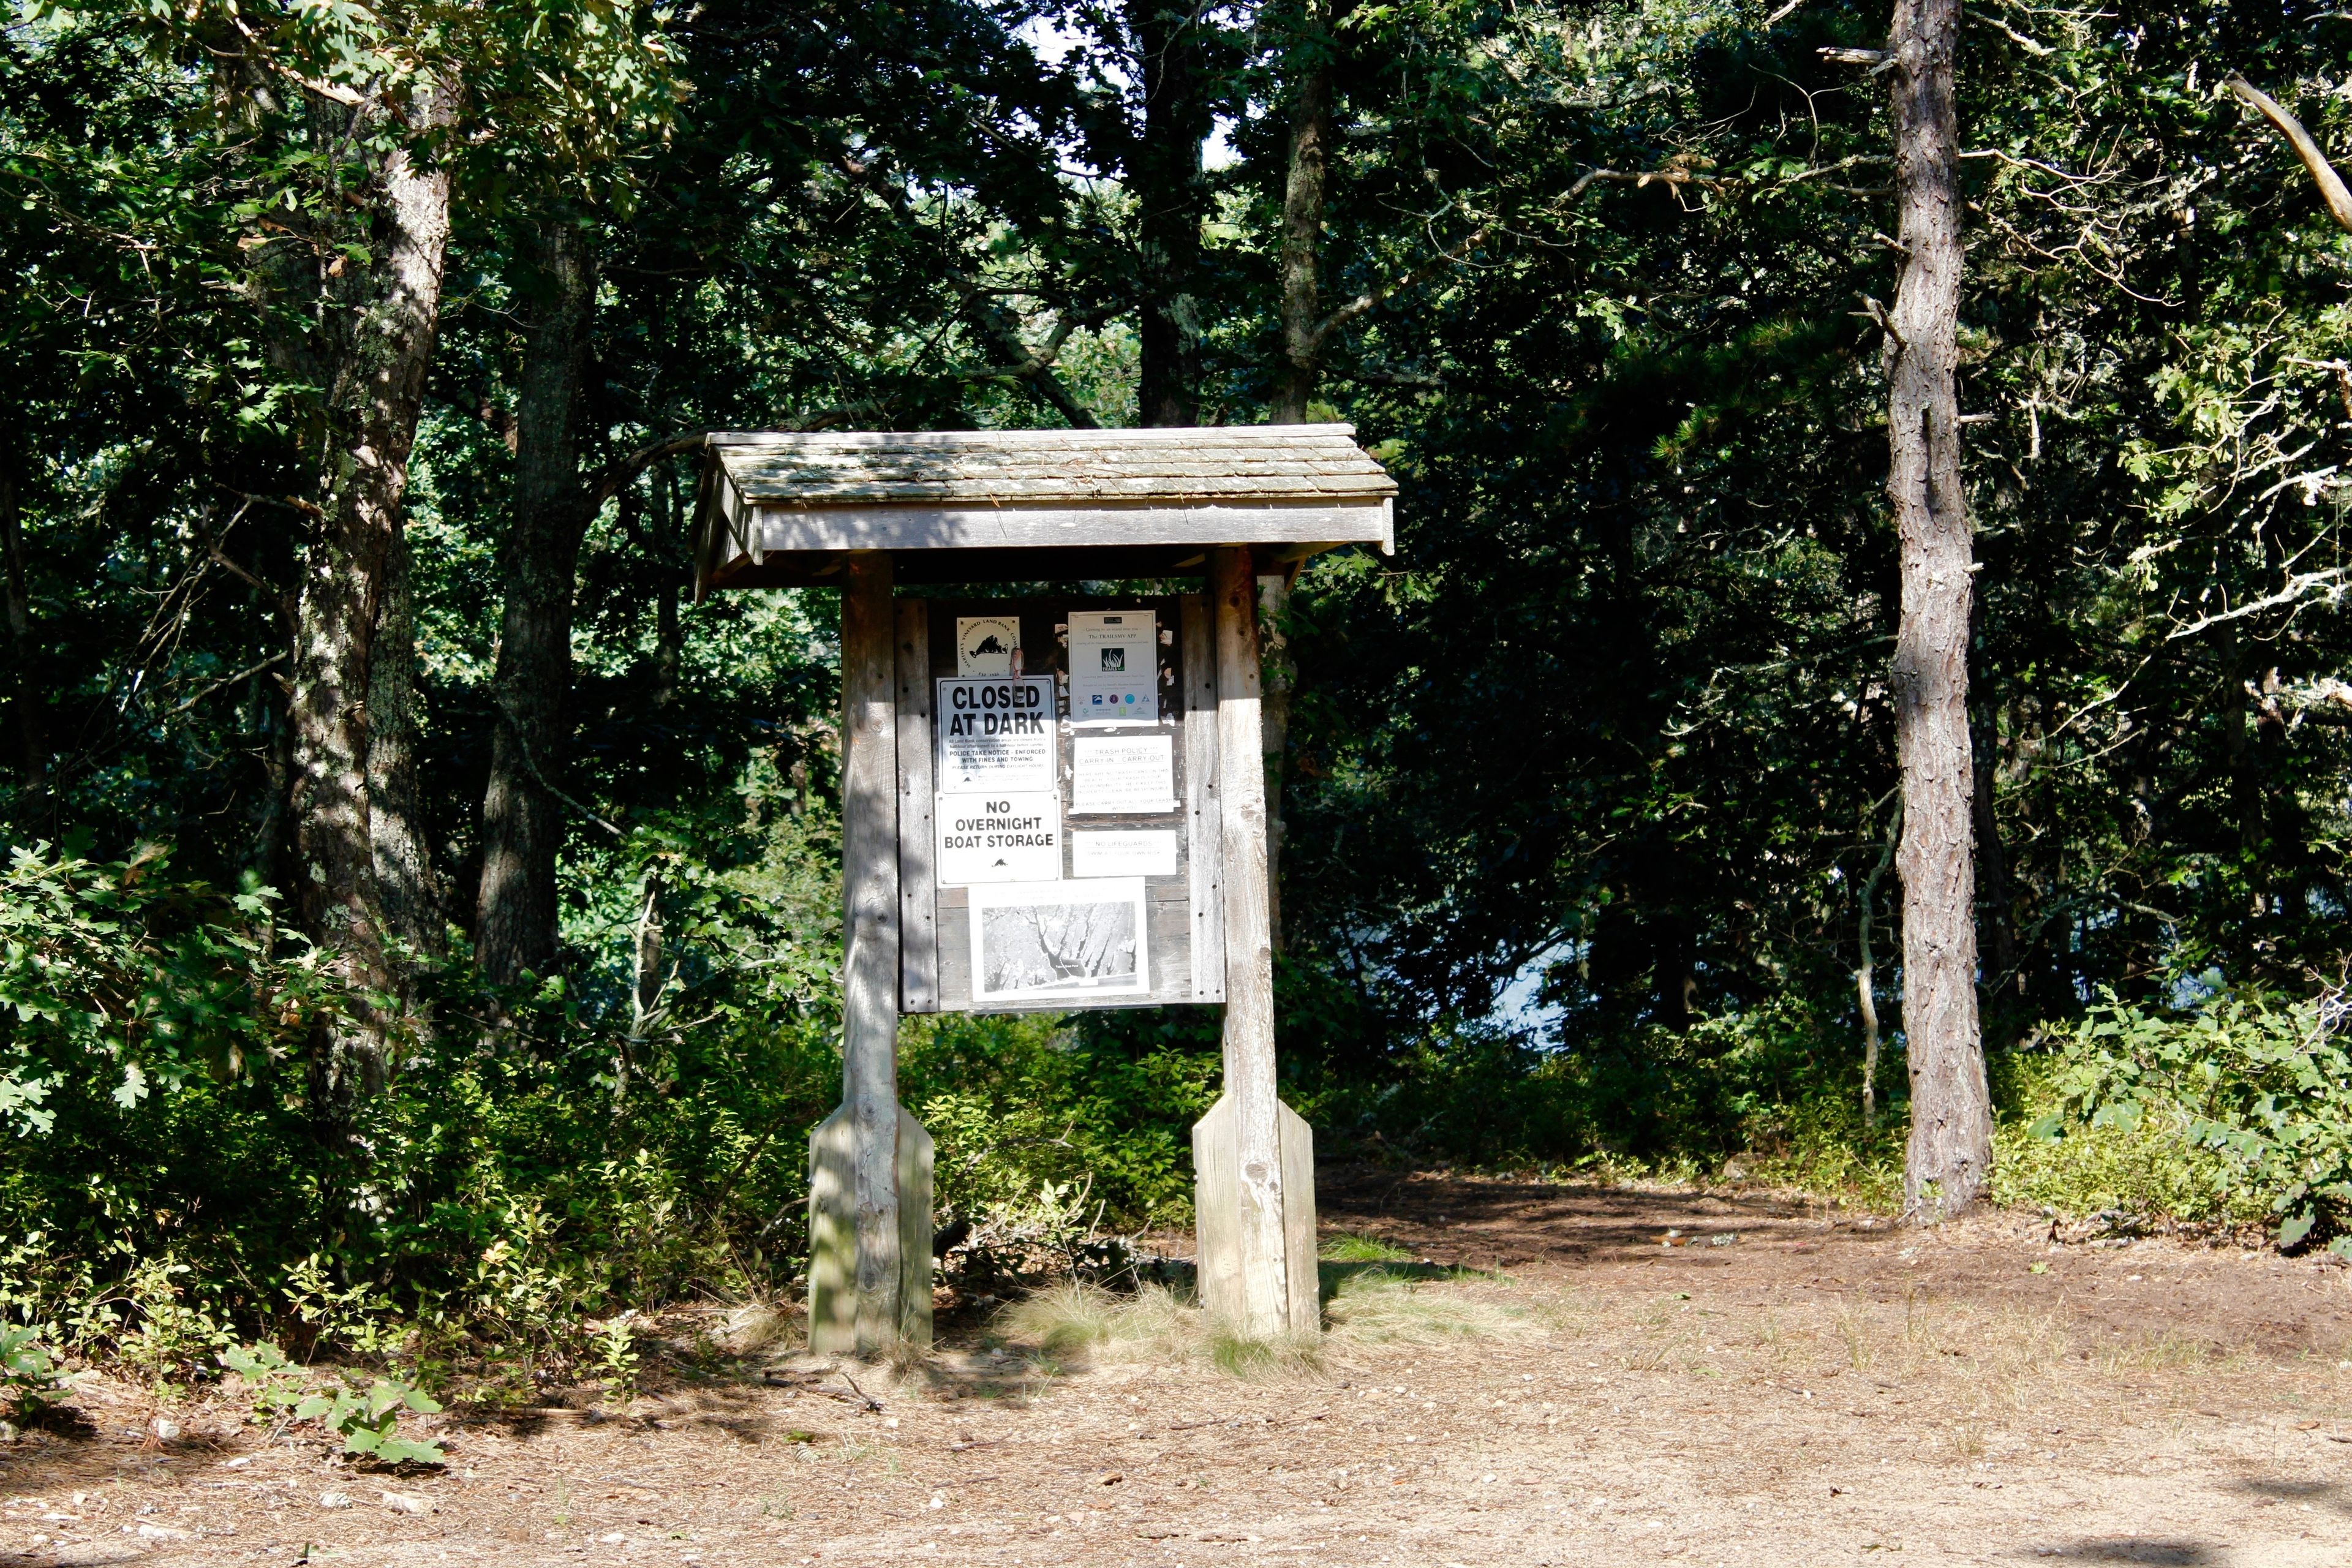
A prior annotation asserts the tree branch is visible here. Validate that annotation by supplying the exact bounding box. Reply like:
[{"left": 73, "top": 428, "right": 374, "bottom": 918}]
[
  {"left": 584, "top": 433, "right": 711, "bottom": 514},
  {"left": 1308, "top": 222, "right": 1496, "bottom": 354},
  {"left": 2225, "top": 73, "right": 2352, "bottom": 234}
]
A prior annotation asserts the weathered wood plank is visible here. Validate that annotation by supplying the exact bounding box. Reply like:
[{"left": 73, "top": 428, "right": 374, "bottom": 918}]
[
  {"left": 834, "top": 552, "right": 905, "bottom": 1354},
  {"left": 1278, "top": 1101, "right": 1319, "bottom": 1333},
  {"left": 805, "top": 1107, "right": 856, "bottom": 1351},
  {"left": 895, "top": 600, "right": 938, "bottom": 1014},
  {"left": 1205, "top": 545, "right": 1302, "bottom": 1339},
  {"left": 1182, "top": 594, "right": 1226, "bottom": 1003},
  {"left": 1191, "top": 1095, "right": 1244, "bottom": 1325},
  {"left": 707, "top": 543, "right": 1353, "bottom": 592},
  {"left": 748, "top": 501, "right": 1389, "bottom": 556},
  {"left": 895, "top": 1108, "right": 935, "bottom": 1346}
]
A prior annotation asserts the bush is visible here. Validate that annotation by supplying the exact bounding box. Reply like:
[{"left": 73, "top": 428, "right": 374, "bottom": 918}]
[
  {"left": 1294, "top": 991, "right": 1902, "bottom": 1199},
  {"left": 1993, "top": 989, "right": 2352, "bottom": 1247}
]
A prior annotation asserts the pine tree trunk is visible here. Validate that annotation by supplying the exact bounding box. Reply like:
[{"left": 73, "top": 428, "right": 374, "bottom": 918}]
[
  {"left": 1272, "top": 29, "right": 1333, "bottom": 426},
  {"left": 287, "top": 78, "right": 454, "bottom": 1129},
  {"left": 1258, "top": 15, "right": 1336, "bottom": 951},
  {"left": 476, "top": 225, "right": 597, "bottom": 987},
  {"left": 1884, "top": 0, "right": 1991, "bottom": 1218},
  {"left": 1130, "top": 0, "right": 1213, "bottom": 428}
]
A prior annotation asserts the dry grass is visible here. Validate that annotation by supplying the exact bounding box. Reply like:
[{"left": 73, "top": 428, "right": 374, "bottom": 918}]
[
  {"left": 984, "top": 1265, "right": 1534, "bottom": 1383},
  {"left": 1321, "top": 1267, "right": 1537, "bottom": 1348}
]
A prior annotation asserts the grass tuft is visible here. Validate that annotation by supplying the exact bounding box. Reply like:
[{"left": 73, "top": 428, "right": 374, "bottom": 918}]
[
  {"left": 1322, "top": 1267, "right": 1533, "bottom": 1346},
  {"left": 1320, "top": 1232, "right": 1417, "bottom": 1263}
]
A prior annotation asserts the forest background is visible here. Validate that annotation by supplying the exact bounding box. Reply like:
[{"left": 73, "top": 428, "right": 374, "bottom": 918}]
[{"left": 2, "top": 0, "right": 2350, "bottom": 1391}]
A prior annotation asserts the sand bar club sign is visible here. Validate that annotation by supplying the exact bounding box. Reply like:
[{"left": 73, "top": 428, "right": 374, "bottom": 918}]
[{"left": 694, "top": 426, "right": 1397, "bottom": 1354}]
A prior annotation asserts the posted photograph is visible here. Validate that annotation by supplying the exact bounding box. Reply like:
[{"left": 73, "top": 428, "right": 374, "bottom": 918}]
[{"left": 970, "top": 878, "right": 1148, "bottom": 1002}]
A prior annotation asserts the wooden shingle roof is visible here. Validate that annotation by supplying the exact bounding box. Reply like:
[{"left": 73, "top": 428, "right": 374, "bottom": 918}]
[
  {"left": 720, "top": 427, "right": 1396, "bottom": 507},
  {"left": 695, "top": 425, "right": 1396, "bottom": 593}
]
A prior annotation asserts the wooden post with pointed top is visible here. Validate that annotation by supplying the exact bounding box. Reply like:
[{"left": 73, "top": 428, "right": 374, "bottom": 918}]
[
  {"left": 1193, "top": 546, "right": 1319, "bottom": 1340},
  {"left": 807, "top": 551, "right": 933, "bottom": 1354}
]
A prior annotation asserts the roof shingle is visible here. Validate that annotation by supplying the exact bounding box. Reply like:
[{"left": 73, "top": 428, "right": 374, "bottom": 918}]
[{"left": 711, "top": 425, "right": 1396, "bottom": 508}]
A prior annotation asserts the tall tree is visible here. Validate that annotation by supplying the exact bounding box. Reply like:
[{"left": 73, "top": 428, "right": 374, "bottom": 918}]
[
  {"left": 273, "top": 74, "right": 456, "bottom": 1125},
  {"left": 1880, "top": 0, "right": 1991, "bottom": 1215},
  {"left": 1127, "top": 0, "right": 1219, "bottom": 426},
  {"left": 369, "top": 524, "right": 440, "bottom": 970},
  {"left": 1258, "top": 0, "right": 1346, "bottom": 951},
  {"left": 477, "top": 224, "right": 599, "bottom": 986},
  {"left": 1269, "top": 0, "right": 1339, "bottom": 428}
]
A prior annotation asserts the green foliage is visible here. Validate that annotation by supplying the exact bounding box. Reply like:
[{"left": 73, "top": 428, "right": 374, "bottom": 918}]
[
  {"left": 219, "top": 1340, "right": 306, "bottom": 1423},
  {"left": 908, "top": 1010, "right": 1218, "bottom": 1231},
  {"left": 1299, "top": 991, "right": 1901, "bottom": 1200},
  {"left": 0, "top": 846, "right": 342, "bottom": 1134},
  {"left": 0, "top": 1325, "right": 61, "bottom": 1419},
  {"left": 295, "top": 1377, "right": 445, "bottom": 1466},
  {"left": 590, "top": 1315, "right": 642, "bottom": 1402},
  {"left": 1995, "top": 990, "right": 2352, "bottom": 1248}
]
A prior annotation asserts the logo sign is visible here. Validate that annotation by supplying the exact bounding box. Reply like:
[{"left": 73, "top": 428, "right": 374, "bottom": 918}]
[{"left": 956, "top": 614, "right": 1020, "bottom": 676}]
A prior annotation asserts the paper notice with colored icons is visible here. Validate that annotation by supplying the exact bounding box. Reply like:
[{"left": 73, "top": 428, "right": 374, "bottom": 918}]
[{"left": 1066, "top": 610, "right": 1158, "bottom": 723}]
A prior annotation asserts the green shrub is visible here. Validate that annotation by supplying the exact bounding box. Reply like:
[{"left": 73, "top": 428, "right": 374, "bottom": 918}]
[
  {"left": 296, "top": 1376, "right": 445, "bottom": 1465},
  {"left": 0, "top": 1324, "right": 60, "bottom": 1418},
  {"left": 1994, "top": 989, "right": 2352, "bottom": 1247}
]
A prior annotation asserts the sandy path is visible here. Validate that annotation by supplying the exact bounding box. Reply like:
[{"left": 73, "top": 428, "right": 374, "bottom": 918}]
[{"left": 4, "top": 1174, "right": 2349, "bottom": 1566}]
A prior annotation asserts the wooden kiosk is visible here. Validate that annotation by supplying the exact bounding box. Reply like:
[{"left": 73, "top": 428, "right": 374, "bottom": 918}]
[{"left": 693, "top": 426, "right": 1398, "bottom": 1352}]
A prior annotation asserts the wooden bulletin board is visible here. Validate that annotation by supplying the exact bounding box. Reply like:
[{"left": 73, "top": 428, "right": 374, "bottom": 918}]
[{"left": 894, "top": 595, "right": 1226, "bottom": 1014}]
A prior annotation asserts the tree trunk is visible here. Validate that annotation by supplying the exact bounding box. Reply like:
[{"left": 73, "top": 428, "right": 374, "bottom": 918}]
[
  {"left": 1272, "top": 17, "right": 1335, "bottom": 426},
  {"left": 476, "top": 224, "right": 598, "bottom": 987},
  {"left": 249, "top": 669, "right": 293, "bottom": 903},
  {"left": 1884, "top": 0, "right": 1991, "bottom": 1219},
  {"left": 369, "top": 522, "right": 440, "bottom": 970},
  {"left": 1258, "top": 12, "right": 1337, "bottom": 952},
  {"left": 285, "top": 77, "right": 454, "bottom": 1130},
  {"left": 0, "top": 457, "right": 47, "bottom": 805},
  {"left": 1129, "top": 0, "right": 1214, "bottom": 427}
]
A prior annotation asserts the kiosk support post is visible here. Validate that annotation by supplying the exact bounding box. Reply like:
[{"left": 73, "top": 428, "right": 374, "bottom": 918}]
[
  {"left": 1193, "top": 547, "right": 1319, "bottom": 1340},
  {"left": 809, "top": 551, "right": 934, "bottom": 1354}
]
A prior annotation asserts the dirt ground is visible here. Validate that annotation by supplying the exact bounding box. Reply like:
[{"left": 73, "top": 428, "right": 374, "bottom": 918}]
[{"left": 7, "top": 1169, "right": 2352, "bottom": 1567}]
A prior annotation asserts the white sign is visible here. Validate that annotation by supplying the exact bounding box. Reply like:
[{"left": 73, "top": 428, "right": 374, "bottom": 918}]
[
  {"left": 1072, "top": 829, "right": 1178, "bottom": 878},
  {"left": 1071, "top": 733, "right": 1175, "bottom": 815},
  {"left": 936, "top": 793, "right": 1061, "bottom": 884},
  {"left": 956, "top": 614, "right": 1020, "bottom": 676},
  {"left": 936, "top": 676, "right": 1056, "bottom": 793},
  {"left": 971, "top": 878, "right": 1148, "bottom": 1003},
  {"left": 1068, "top": 610, "right": 1158, "bottom": 723}
]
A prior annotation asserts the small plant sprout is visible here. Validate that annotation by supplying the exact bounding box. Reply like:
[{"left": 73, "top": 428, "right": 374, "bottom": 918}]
[{"left": 296, "top": 1378, "right": 445, "bottom": 1466}]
